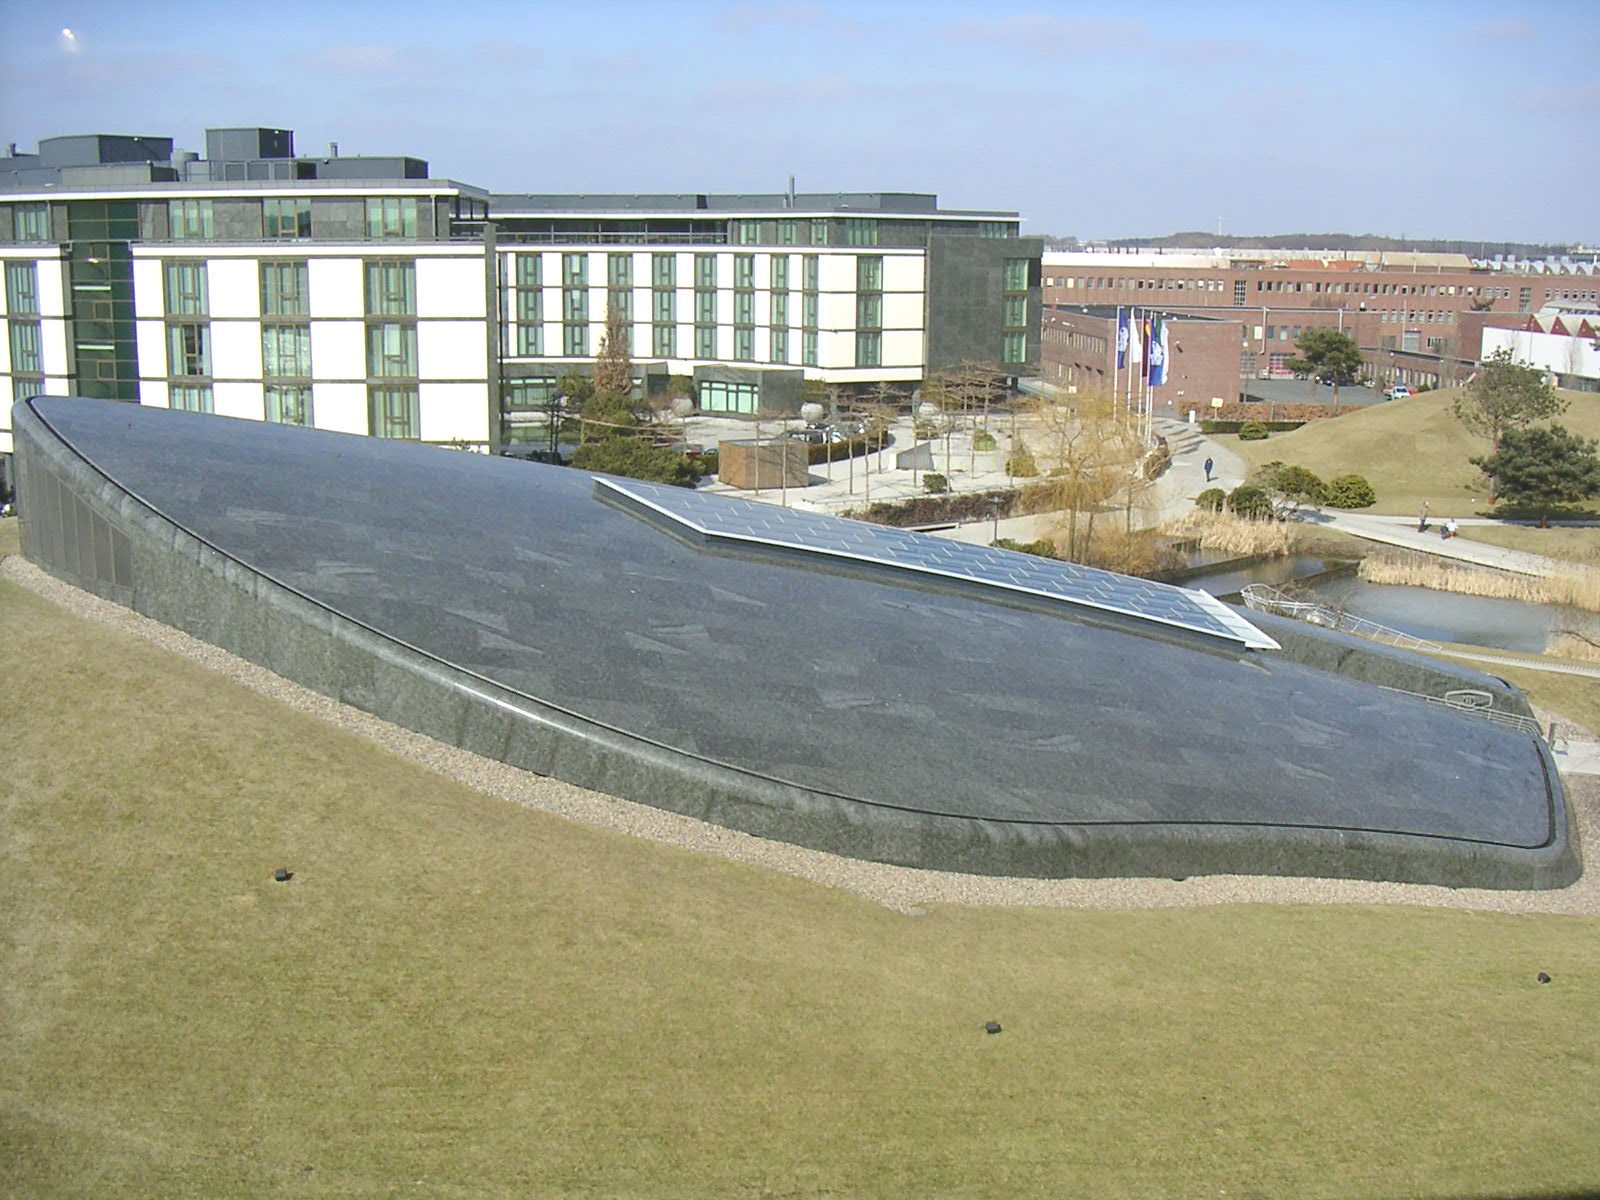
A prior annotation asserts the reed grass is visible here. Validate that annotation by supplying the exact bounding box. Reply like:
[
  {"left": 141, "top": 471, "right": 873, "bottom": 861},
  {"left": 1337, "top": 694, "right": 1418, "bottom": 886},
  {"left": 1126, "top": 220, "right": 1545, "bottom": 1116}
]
[
  {"left": 1163, "top": 510, "right": 1294, "bottom": 558},
  {"left": 1357, "top": 551, "right": 1600, "bottom": 614}
]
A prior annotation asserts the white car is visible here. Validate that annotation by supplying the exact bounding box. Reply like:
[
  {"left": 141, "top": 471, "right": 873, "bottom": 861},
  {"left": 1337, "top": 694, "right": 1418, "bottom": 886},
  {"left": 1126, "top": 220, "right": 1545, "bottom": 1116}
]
[{"left": 1385, "top": 385, "right": 1414, "bottom": 400}]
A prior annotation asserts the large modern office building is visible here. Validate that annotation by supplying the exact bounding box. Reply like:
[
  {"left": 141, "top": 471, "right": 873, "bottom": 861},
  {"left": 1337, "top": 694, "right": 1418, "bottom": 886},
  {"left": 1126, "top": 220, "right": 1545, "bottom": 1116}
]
[{"left": 0, "top": 126, "right": 1043, "bottom": 467}]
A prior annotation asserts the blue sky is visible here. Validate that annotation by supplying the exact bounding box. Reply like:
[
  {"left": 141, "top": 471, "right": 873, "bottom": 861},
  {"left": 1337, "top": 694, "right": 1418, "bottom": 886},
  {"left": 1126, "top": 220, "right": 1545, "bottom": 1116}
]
[{"left": 3, "top": 0, "right": 1597, "bottom": 243}]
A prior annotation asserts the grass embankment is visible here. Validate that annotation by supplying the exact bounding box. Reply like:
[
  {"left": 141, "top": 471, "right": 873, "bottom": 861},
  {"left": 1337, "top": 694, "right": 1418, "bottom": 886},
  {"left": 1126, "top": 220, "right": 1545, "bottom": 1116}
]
[
  {"left": 4, "top": 577, "right": 1600, "bottom": 1199},
  {"left": 1432, "top": 645, "right": 1600, "bottom": 733},
  {"left": 1228, "top": 386, "right": 1600, "bottom": 518},
  {"left": 1460, "top": 525, "right": 1600, "bottom": 566}
]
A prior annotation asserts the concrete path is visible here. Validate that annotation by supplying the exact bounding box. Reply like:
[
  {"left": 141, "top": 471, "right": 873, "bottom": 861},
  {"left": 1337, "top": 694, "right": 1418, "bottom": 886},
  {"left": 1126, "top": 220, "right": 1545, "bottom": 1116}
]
[
  {"left": 1552, "top": 741, "right": 1600, "bottom": 776},
  {"left": 1296, "top": 510, "right": 1570, "bottom": 577}
]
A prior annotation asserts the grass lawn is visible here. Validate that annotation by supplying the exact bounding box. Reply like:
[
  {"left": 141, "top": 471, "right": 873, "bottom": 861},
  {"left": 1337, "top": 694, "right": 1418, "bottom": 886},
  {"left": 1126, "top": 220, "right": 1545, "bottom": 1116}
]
[
  {"left": 1226, "top": 387, "right": 1600, "bottom": 519},
  {"left": 1432, "top": 644, "right": 1600, "bottom": 733},
  {"left": 1457, "top": 525, "right": 1600, "bottom": 567},
  {"left": 5, "top": 573, "right": 1600, "bottom": 1200}
]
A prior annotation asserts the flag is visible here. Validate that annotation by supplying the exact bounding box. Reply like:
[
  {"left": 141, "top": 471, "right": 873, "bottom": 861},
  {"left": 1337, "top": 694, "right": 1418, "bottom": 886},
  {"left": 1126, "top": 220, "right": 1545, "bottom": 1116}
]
[
  {"left": 1115, "top": 309, "right": 1130, "bottom": 369},
  {"left": 1127, "top": 310, "right": 1143, "bottom": 366},
  {"left": 1148, "top": 314, "right": 1169, "bottom": 386}
]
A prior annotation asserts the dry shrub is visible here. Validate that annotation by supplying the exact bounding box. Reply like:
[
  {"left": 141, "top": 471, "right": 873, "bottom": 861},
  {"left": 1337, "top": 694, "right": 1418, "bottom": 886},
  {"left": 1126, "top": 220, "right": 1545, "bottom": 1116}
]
[
  {"left": 1163, "top": 510, "right": 1294, "bottom": 558},
  {"left": 1357, "top": 552, "right": 1600, "bottom": 615}
]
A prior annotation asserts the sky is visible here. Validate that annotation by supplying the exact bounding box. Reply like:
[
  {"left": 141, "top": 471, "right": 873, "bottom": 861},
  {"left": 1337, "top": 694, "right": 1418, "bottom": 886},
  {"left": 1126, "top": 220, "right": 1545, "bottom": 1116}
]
[{"left": 2, "top": 0, "right": 1597, "bottom": 245}]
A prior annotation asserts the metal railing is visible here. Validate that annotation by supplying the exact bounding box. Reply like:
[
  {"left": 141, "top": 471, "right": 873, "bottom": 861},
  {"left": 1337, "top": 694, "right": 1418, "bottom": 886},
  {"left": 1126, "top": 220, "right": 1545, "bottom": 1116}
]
[
  {"left": 1241, "top": 584, "right": 1546, "bottom": 740},
  {"left": 1240, "top": 583, "right": 1444, "bottom": 653}
]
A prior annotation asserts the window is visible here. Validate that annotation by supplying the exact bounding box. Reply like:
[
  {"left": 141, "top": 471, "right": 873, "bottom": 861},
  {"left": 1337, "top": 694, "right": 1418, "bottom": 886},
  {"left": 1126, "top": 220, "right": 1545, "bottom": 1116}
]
[
  {"left": 607, "top": 253, "right": 632, "bottom": 288},
  {"left": 803, "top": 255, "right": 819, "bottom": 291},
  {"left": 167, "top": 323, "right": 210, "bottom": 375},
  {"left": 695, "top": 291, "right": 717, "bottom": 324},
  {"left": 563, "top": 253, "right": 587, "bottom": 286},
  {"left": 845, "top": 218, "right": 878, "bottom": 247},
  {"left": 262, "top": 325, "right": 312, "bottom": 376},
  {"left": 608, "top": 290, "right": 632, "bottom": 321},
  {"left": 517, "top": 254, "right": 542, "bottom": 288},
  {"left": 734, "top": 292, "right": 755, "bottom": 325},
  {"left": 504, "top": 378, "right": 557, "bottom": 411},
  {"left": 1002, "top": 295, "right": 1026, "bottom": 328},
  {"left": 1232, "top": 279, "right": 1247, "bottom": 306},
  {"left": 802, "top": 330, "right": 818, "bottom": 365},
  {"left": 856, "top": 256, "right": 883, "bottom": 291},
  {"left": 771, "top": 256, "right": 790, "bottom": 290},
  {"left": 261, "top": 262, "right": 309, "bottom": 315},
  {"left": 563, "top": 287, "right": 588, "bottom": 322},
  {"left": 9, "top": 320, "right": 42, "bottom": 372},
  {"left": 695, "top": 325, "right": 716, "bottom": 359},
  {"left": 367, "top": 323, "right": 417, "bottom": 376},
  {"left": 517, "top": 320, "right": 542, "bottom": 356},
  {"left": 5, "top": 261, "right": 39, "bottom": 313},
  {"left": 369, "top": 386, "right": 419, "bottom": 438},
  {"left": 802, "top": 293, "right": 818, "bottom": 328},
  {"left": 364, "top": 260, "right": 416, "bottom": 315},
  {"left": 736, "top": 220, "right": 760, "bottom": 245},
  {"left": 978, "top": 222, "right": 1009, "bottom": 238},
  {"left": 771, "top": 328, "right": 788, "bottom": 363},
  {"left": 365, "top": 198, "right": 418, "bottom": 239},
  {"left": 652, "top": 324, "right": 675, "bottom": 357},
  {"left": 652, "top": 290, "right": 674, "bottom": 323},
  {"left": 698, "top": 380, "right": 758, "bottom": 414},
  {"left": 734, "top": 254, "right": 755, "bottom": 288},
  {"left": 855, "top": 330, "right": 881, "bottom": 366},
  {"left": 169, "top": 384, "right": 214, "bottom": 413},
  {"left": 771, "top": 293, "right": 789, "bottom": 326},
  {"left": 732, "top": 327, "right": 753, "bottom": 361},
  {"left": 14, "top": 377, "right": 44, "bottom": 403},
  {"left": 164, "top": 262, "right": 209, "bottom": 315},
  {"left": 263, "top": 198, "right": 311, "bottom": 239},
  {"left": 265, "top": 384, "right": 313, "bottom": 425},
  {"left": 777, "top": 220, "right": 797, "bottom": 246},
  {"left": 1002, "top": 330, "right": 1026, "bottom": 364},
  {"left": 651, "top": 254, "right": 675, "bottom": 287},
  {"left": 564, "top": 323, "right": 587, "bottom": 357},
  {"left": 810, "top": 218, "right": 828, "bottom": 245},
  {"left": 855, "top": 292, "right": 883, "bottom": 330},
  {"left": 169, "top": 200, "right": 214, "bottom": 240},
  {"left": 1002, "top": 258, "right": 1028, "bottom": 292},
  {"left": 694, "top": 254, "right": 716, "bottom": 288},
  {"left": 13, "top": 202, "right": 50, "bottom": 242},
  {"left": 516, "top": 287, "right": 542, "bottom": 324}
]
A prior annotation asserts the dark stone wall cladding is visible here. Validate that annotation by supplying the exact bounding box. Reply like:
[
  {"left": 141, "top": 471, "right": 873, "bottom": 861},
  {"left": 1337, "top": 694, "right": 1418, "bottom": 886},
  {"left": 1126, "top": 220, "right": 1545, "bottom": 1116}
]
[{"left": 10, "top": 400, "right": 1581, "bottom": 889}]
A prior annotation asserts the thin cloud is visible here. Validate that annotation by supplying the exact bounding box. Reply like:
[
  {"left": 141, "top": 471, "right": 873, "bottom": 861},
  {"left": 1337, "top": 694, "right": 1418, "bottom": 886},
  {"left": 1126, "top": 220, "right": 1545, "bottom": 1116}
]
[
  {"left": 1519, "top": 80, "right": 1600, "bottom": 110},
  {"left": 939, "top": 14, "right": 1144, "bottom": 52},
  {"left": 697, "top": 72, "right": 868, "bottom": 107},
  {"left": 716, "top": 2, "right": 833, "bottom": 35},
  {"left": 1456, "top": 17, "right": 1534, "bottom": 44},
  {"left": 1163, "top": 36, "right": 1270, "bottom": 65}
]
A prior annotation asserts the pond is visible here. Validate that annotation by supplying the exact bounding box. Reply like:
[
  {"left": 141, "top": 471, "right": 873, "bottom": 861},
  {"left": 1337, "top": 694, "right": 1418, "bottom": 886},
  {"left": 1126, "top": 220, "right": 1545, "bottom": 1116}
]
[{"left": 1294, "top": 576, "right": 1579, "bottom": 654}]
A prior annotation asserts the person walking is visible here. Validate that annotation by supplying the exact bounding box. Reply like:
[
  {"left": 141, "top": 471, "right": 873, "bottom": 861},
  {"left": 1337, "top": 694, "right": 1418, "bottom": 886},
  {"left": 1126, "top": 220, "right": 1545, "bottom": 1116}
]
[
  {"left": 1203, "top": 456, "right": 1214, "bottom": 483},
  {"left": 1418, "top": 501, "right": 1430, "bottom": 533}
]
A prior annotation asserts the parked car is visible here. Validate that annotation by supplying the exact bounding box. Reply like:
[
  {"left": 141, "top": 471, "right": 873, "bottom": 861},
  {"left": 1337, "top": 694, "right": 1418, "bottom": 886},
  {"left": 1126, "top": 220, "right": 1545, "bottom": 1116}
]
[{"left": 1385, "top": 385, "right": 1414, "bottom": 400}]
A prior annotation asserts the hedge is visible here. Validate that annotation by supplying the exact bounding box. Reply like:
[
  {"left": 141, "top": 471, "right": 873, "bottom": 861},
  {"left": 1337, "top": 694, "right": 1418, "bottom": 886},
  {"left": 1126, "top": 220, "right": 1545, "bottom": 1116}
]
[{"left": 1200, "top": 420, "right": 1307, "bottom": 434}]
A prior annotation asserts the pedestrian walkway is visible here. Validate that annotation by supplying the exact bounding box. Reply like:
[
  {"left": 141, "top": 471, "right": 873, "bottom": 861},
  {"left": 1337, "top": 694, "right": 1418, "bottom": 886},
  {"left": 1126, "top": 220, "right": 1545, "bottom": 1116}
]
[{"left": 1297, "top": 510, "right": 1568, "bottom": 577}]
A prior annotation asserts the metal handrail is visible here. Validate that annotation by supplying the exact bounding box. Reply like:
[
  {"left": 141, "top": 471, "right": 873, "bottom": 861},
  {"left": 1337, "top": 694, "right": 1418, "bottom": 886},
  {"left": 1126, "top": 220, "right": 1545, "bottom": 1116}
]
[
  {"left": 1240, "top": 583, "right": 1444, "bottom": 653},
  {"left": 1240, "top": 584, "right": 1545, "bottom": 740}
]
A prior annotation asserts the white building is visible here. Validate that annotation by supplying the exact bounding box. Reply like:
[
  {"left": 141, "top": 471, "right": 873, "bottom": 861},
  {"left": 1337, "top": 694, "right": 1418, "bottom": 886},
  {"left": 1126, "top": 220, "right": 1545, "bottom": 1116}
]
[{"left": 0, "top": 127, "right": 1042, "bottom": 469}]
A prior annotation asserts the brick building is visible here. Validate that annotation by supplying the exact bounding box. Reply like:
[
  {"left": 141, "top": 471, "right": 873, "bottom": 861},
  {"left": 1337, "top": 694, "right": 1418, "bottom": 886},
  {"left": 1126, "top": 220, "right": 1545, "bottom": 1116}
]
[{"left": 1042, "top": 305, "right": 1242, "bottom": 417}]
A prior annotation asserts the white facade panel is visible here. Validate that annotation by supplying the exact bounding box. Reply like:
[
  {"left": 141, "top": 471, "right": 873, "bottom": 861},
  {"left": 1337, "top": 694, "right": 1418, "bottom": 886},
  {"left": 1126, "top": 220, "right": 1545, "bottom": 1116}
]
[
  {"left": 40, "top": 318, "right": 72, "bottom": 377},
  {"left": 883, "top": 255, "right": 926, "bottom": 292},
  {"left": 212, "top": 320, "right": 263, "bottom": 380},
  {"left": 1483, "top": 328, "right": 1599, "bottom": 383},
  {"left": 418, "top": 382, "right": 489, "bottom": 443},
  {"left": 36, "top": 258, "right": 68, "bottom": 318},
  {"left": 140, "top": 380, "right": 170, "bottom": 408},
  {"left": 882, "top": 330, "right": 925, "bottom": 366},
  {"left": 818, "top": 292, "right": 857, "bottom": 330},
  {"left": 883, "top": 293, "right": 925, "bottom": 330},
  {"left": 416, "top": 257, "right": 485, "bottom": 319},
  {"left": 417, "top": 320, "right": 486, "bottom": 380},
  {"left": 817, "top": 254, "right": 859, "bottom": 292},
  {"left": 313, "top": 382, "right": 368, "bottom": 435},
  {"left": 133, "top": 259, "right": 165, "bottom": 319},
  {"left": 209, "top": 259, "right": 261, "bottom": 319},
  {"left": 308, "top": 259, "right": 363, "bottom": 318},
  {"left": 816, "top": 329, "right": 855, "bottom": 369},
  {"left": 135, "top": 318, "right": 167, "bottom": 376},
  {"left": 310, "top": 321, "right": 365, "bottom": 379},
  {"left": 213, "top": 381, "right": 264, "bottom": 421}
]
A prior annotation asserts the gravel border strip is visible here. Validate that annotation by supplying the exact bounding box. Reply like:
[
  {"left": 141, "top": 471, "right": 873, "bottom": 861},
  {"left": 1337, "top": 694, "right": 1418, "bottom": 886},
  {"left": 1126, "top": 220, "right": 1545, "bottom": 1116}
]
[{"left": 5, "top": 552, "right": 1594, "bottom": 917}]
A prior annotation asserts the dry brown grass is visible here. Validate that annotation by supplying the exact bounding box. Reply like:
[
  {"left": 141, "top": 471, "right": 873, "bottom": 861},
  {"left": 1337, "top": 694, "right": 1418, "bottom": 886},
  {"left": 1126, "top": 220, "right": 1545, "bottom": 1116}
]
[
  {"left": 1357, "top": 550, "right": 1600, "bottom": 614},
  {"left": 1163, "top": 510, "right": 1294, "bottom": 558}
]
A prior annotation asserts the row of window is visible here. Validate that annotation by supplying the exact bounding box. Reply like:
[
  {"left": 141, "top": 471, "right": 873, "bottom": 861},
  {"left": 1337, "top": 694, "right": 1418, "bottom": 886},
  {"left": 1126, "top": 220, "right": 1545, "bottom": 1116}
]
[
  {"left": 164, "top": 384, "right": 412, "bottom": 437},
  {"left": 4, "top": 198, "right": 428, "bottom": 244},
  {"left": 160, "top": 321, "right": 416, "bottom": 379},
  {"left": 1055, "top": 274, "right": 1552, "bottom": 301}
]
